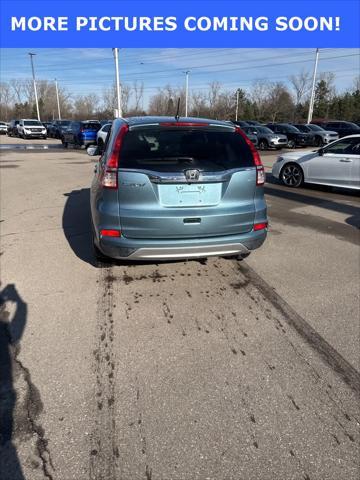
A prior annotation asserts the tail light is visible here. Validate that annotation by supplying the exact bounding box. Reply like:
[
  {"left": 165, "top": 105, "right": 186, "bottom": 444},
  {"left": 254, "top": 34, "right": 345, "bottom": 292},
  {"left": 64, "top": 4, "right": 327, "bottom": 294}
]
[
  {"left": 235, "top": 127, "right": 265, "bottom": 186},
  {"left": 101, "top": 124, "right": 129, "bottom": 188},
  {"left": 100, "top": 229, "right": 121, "bottom": 237},
  {"left": 254, "top": 222, "right": 268, "bottom": 231}
]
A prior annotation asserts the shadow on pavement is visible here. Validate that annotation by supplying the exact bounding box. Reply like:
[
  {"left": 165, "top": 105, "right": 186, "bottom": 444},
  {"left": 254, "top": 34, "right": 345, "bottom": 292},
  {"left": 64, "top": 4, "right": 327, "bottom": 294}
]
[
  {"left": 0, "top": 284, "right": 27, "bottom": 480},
  {"left": 62, "top": 188, "right": 96, "bottom": 266},
  {"left": 265, "top": 174, "right": 360, "bottom": 229}
]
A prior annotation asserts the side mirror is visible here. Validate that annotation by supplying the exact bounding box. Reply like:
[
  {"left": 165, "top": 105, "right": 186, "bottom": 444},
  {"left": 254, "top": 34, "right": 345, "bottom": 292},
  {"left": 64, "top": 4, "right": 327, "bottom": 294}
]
[
  {"left": 87, "top": 145, "right": 100, "bottom": 156},
  {"left": 318, "top": 148, "right": 324, "bottom": 156}
]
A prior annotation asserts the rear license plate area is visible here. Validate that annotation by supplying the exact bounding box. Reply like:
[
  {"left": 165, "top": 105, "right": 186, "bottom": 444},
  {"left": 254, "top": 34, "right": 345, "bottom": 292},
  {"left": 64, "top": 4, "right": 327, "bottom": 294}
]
[{"left": 159, "top": 184, "right": 221, "bottom": 207}]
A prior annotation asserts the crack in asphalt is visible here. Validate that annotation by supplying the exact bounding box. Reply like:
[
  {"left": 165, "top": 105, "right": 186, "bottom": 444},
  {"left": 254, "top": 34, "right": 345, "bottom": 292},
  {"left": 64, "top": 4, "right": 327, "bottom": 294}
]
[{"left": 13, "top": 351, "right": 55, "bottom": 480}]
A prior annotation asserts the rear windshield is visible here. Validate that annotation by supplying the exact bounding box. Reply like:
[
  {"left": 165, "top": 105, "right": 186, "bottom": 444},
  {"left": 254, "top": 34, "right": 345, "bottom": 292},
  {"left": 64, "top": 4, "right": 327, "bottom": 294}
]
[
  {"left": 257, "top": 127, "right": 273, "bottom": 134},
  {"left": 24, "top": 120, "right": 42, "bottom": 126},
  {"left": 294, "top": 125, "right": 308, "bottom": 132},
  {"left": 307, "top": 124, "right": 324, "bottom": 131},
  {"left": 280, "top": 125, "right": 301, "bottom": 133},
  {"left": 59, "top": 120, "right": 71, "bottom": 126},
  {"left": 119, "top": 128, "right": 254, "bottom": 171},
  {"left": 82, "top": 123, "right": 101, "bottom": 131}
]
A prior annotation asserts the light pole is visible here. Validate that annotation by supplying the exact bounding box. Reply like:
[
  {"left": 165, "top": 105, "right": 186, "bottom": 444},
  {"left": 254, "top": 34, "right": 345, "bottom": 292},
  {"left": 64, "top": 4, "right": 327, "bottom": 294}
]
[
  {"left": 235, "top": 88, "right": 241, "bottom": 121},
  {"left": 184, "top": 70, "right": 190, "bottom": 117},
  {"left": 28, "top": 52, "right": 40, "bottom": 121},
  {"left": 112, "top": 48, "right": 122, "bottom": 117},
  {"left": 307, "top": 48, "right": 320, "bottom": 124},
  {"left": 55, "top": 79, "right": 61, "bottom": 120}
]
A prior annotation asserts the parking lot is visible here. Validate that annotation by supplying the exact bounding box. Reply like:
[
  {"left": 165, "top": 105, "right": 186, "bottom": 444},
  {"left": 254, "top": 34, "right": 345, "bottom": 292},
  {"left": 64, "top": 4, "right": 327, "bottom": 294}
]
[{"left": 0, "top": 136, "right": 359, "bottom": 480}]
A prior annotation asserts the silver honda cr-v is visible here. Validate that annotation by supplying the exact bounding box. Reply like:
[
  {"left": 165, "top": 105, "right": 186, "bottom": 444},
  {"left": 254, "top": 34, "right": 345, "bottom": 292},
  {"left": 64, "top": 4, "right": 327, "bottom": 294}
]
[{"left": 89, "top": 117, "right": 267, "bottom": 262}]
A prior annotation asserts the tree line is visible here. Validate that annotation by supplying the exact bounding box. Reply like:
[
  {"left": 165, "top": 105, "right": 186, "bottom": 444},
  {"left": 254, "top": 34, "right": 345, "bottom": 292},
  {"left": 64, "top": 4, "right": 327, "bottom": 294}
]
[{"left": 1, "top": 73, "right": 359, "bottom": 123}]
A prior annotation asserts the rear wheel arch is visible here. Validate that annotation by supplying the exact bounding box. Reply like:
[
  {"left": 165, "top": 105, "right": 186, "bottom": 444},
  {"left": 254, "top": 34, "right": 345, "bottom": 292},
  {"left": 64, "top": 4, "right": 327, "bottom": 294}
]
[
  {"left": 258, "top": 138, "right": 268, "bottom": 150},
  {"left": 314, "top": 135, "right": 323, "bottom": 147},
  {"left": 280, "top": 162, "right": 304, "bottom": 188}
]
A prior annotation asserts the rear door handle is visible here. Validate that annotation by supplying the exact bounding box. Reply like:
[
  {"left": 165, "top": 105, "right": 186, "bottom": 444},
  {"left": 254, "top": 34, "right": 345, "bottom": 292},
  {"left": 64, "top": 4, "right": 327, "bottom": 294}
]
[{"left": 339, "top": 159, "right": 352, "bottom": 162}]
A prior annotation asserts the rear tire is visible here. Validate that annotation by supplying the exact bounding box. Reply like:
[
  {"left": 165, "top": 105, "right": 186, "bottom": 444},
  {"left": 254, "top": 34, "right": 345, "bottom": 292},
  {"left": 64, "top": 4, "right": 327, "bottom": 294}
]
[
  {"left": 287, "top": 139, "right": 296, "bottom": 149},
  {"left": 237, "top": 252, "right": 250, "bottom": 261},
  {"left": 280, "top": 163, "right": 304, "bottom": 188},
  {"left": 258, "top": 139, "right": 268, "bottom": 151},
  {"left": 314, "top": 136, "right": 323, "bottom": 147}
]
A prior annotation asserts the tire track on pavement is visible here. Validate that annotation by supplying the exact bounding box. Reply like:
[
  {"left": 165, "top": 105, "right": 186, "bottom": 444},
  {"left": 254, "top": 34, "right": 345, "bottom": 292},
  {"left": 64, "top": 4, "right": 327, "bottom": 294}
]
[
  {"left": 238, "top": 261, "right": 360, "bottom": 396},
  {"left": 89, "top": 265, "right": 119, "bottom": 480}
]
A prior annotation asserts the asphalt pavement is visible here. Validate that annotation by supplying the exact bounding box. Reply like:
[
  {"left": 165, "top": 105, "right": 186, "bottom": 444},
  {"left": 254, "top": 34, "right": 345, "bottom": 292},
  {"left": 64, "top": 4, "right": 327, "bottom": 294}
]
[{"left": 0, "top": 136, "right": 359, "bottom": 480}]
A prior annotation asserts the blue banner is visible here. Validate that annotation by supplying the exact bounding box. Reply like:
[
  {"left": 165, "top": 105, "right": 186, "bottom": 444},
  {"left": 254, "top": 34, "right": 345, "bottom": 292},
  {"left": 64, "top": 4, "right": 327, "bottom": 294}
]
[{"left": 0, "top": 0, "right": 359, "bottom": 48}]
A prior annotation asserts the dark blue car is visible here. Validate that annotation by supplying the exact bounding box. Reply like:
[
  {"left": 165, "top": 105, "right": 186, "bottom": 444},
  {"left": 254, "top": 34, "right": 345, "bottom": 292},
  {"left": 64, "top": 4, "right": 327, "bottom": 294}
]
[{"left": 62, "top": 121, "right": 101, "bottom": 148}]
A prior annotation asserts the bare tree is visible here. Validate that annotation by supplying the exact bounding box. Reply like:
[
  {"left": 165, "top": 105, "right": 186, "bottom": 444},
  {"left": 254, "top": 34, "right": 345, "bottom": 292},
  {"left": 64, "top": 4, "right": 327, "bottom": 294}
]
[
  {"left": 208, "top": 82, "right": 221, "bottom": 117},
  {"left": 289, "top": 69, "right": 311, "bottom": 105},
  {"left": 250, "top": 79, "right": 270, "bottom": 120},
  {"left": 121, "top": 84, "right": 131, "bottom": 115},
  {"left": 132, "top": 81, "right": 144, "bottom": 113},
  {"left": 353, "top": 76, "right": 360, "bottom": 92},
  {"left": 74, "top": 93, "right": 99, "bottom": 119},
  {"left": 266, "top": 82, "right": 294, "bottom": 122},
  {"left": 0, "top": 82, "right": 14, "bottom": 120},
  {"left": 191, "top": 91, "right": 208, "bottom": 117}
]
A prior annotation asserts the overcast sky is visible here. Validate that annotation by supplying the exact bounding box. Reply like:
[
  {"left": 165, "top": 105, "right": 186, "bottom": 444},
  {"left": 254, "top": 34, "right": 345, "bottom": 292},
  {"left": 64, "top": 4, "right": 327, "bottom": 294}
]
[{"left": 1, "top": 48, "right": 359, "bottom": 107}]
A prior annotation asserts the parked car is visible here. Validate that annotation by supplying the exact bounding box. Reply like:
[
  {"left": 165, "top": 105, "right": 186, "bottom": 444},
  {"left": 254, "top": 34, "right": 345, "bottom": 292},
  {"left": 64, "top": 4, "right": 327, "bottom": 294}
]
[
  {"left": 243, "top": 120, "right": 262, "bottom": 126},
  {"left": 244, "top": 131, "right": 258, "bottom": 147},
  {"left": 0, "top": 121, "right": 8, "bottom": 134},
  {"left": 272, "top": 135, "right": 360, "bottom": 189},
  {"left": 88, "top": 116, "right": 267, "bottom": 262},
  {"left": 265, "top": 123, "right": 313, "bottom": 148},
  {"left": 42, "top": 121, "right": 53, "bottom": 130},
  {"left": 311, "top": 121, "right": 360, "bottom": 138},
  {"left": 243, "top": 125, "right": 287, "bottom": 150},
  {"left": 100, "top": 119, "right": 113, "bottom": 126},
  {"left": 97, "top": 123, "right": 112, "bottom": 148},
  {"left": 7, "top": 120, "right": 19, "bottom": 137},
  {"left": 292, "top": 123, "right": 339, "bottom": 147},
  {"left": 62, "top": 120, "right": 101, "bottom": 148},
  {"left": 231, "top": 120, "right": 250, "bottom": 128},
  {"left": 48, "top": 120, "right": 72, "bottom": 138},
  {"left": 17, "top": 119, "right": 47, "bottom": 139}
]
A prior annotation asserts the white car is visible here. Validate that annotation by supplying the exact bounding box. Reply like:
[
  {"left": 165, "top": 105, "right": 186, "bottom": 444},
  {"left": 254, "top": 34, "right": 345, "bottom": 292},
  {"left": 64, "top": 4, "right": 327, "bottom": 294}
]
[
  {"left": 97, "top": 123, "right": 112, "bottom": 148},
  {"left": 272, "top": 135, "right": 360, "bottom": 190},
  {"left": 17, "top": 119, "right": 47, "bottom": 139},
  {"left": 0, "top": 121, "right": 8, "bottom": 134}
]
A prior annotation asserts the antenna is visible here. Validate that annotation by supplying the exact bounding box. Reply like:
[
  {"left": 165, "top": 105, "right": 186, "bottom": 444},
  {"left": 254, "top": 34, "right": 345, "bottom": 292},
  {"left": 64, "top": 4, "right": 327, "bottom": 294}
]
[{"left": 175, "top": 98, "right": 181, "bottom": 121}]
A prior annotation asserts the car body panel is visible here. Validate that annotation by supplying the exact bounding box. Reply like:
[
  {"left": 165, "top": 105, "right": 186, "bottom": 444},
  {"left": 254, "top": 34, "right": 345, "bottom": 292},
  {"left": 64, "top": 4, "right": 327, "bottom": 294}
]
[
  {"left": 7, "top": 120, "right": 19, "bottom": 136},
  {"left": 272, "top": 135, "right": 360, "bottom": 189},
  {"left": 266, "top": 123, "right": 313, "bottom": 147},
  {"left": 17, "top": 119, "right": 47, "bottom": 138},
  {"left": 0, "top": 122, "right": 7, "bottom": 134},
  {"left": 293, "top": 124, "right": 339, "bottom": 145},
  {"left": 90, "top": 116, "right": 267, "bottom": 260},
  {"left": 312, "top": 121, "right": 360, "bottom": 138},
  {"left": 243, "top": 126, "right": 287, "bottom": 149},
  {"left": 63, "top": 121, "right": 101, "bottom": 146},
  {"left": 97, "top": 123, "right": 112, "bottom": 144}
]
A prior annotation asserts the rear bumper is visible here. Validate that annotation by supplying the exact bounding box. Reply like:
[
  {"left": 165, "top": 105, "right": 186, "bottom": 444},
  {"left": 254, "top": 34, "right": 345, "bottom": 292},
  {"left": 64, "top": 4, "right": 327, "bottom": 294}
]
[{"left": 97, "top": 229, "right": 267, "bottom": 261}]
